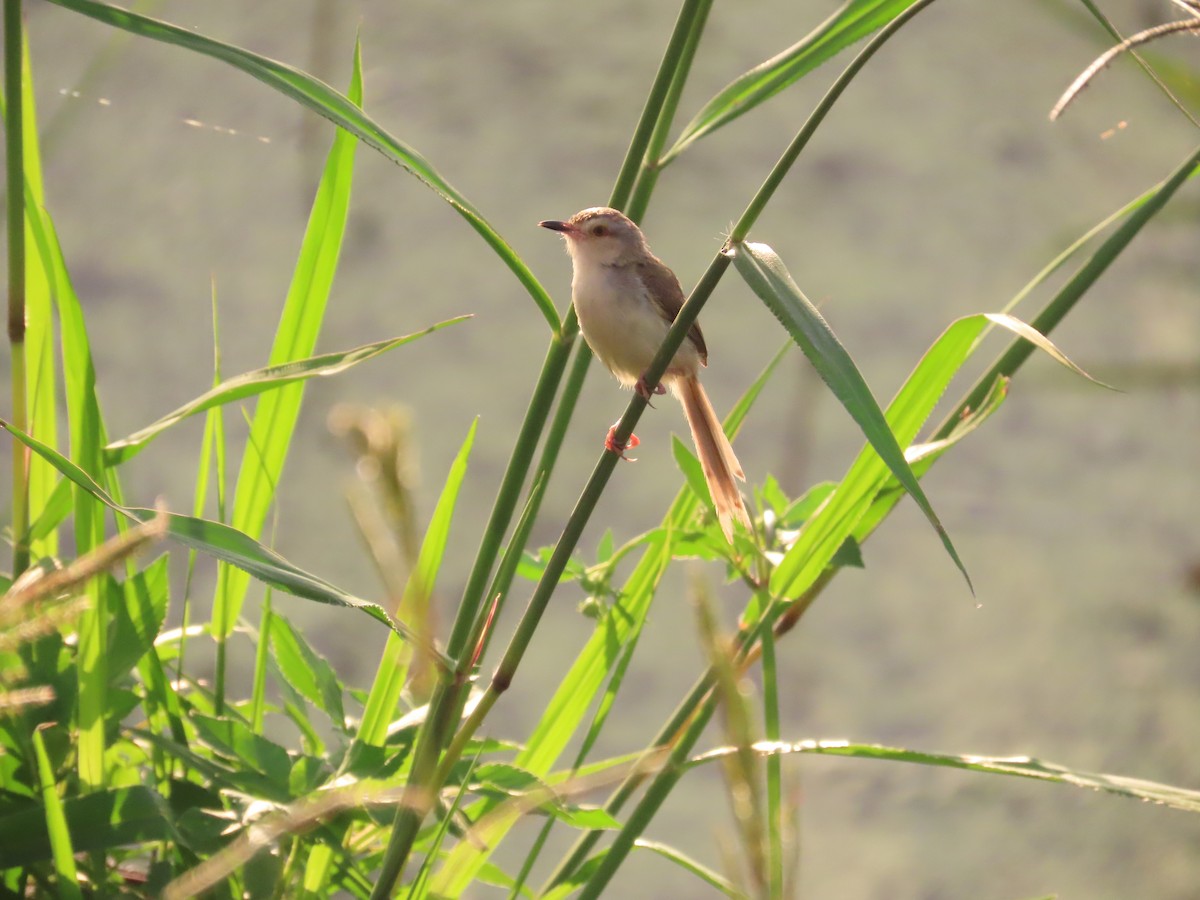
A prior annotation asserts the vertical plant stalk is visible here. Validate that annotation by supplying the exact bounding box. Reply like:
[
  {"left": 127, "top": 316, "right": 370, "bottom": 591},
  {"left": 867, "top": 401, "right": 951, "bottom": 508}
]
[
  {"left": 625, "top": 0, "right": 713, "bottom": 223},
  {"left": 368, "top": 6, "right": 718, "bottom": 896},
  {"left": 729, "top": 0, "right": 939, "bottom": 243},
  {"left": 5, "top": 0, "right": 28, "bottom": 576}
]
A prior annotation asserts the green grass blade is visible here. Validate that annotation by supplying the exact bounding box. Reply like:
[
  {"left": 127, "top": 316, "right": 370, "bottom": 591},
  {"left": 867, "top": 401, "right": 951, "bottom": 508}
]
[
  {"left": 0, "top": 418, "right": 446, "bottom": 664},
  {"left": 213, "top": 41, "right": 361, "bottom": 642},
  {"left": 665, "top": 0, "right": 921, "bottom": 163},
  {"left": 359, "top": 418, "right": 478, "bottom": 747},
  {"left": 934, "top": 140, "right": 1200, "bottom": 439},
  {"left": 270, "top": 613, "right": 347, "bottom": 731},
  {"left": 31, "top": 728, "right": 82, "bottom": 899},
  {"left": 105, "top": 320, "right": 468, "bottom": 465},
  {"left": 735, "top": 240, "right": 971, "bottom": 591},
  {"left": 28, "top": 176, "right": 111, "bottom": 791},
  {"left": 634, "top": 840, "right": 744, "bottom": 898},
  {"left": 44, "top": 0, "right": 558, "bottom": 332},
  {"left": 691, "top": 740, "right": 1200, "bottom": 813},
  {"left": 768, "top": 311, "right": 1093, "bottom": 600},
  {"left": 15, "top": 39, "right": 58, "bottom": 564}
]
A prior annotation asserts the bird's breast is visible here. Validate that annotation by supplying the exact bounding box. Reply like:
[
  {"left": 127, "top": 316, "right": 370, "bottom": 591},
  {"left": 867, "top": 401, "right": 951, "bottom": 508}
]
[{"left": 572, "top": 264, "right": 698, "bottom": 386}]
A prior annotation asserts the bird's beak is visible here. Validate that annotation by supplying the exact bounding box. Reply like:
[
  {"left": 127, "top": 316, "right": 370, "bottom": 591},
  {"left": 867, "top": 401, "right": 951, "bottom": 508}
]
[{"left": 538, "top": 219, "right": 576, "bottom": 235}]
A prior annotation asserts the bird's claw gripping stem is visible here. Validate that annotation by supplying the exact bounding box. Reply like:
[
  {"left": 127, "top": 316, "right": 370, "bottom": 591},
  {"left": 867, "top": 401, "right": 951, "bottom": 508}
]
[
  {"left": 635, "top": 376, "right": 666, "bottom": 403},
  {"left": 605, "top": 425, "right": 641, "bottom": 461}
]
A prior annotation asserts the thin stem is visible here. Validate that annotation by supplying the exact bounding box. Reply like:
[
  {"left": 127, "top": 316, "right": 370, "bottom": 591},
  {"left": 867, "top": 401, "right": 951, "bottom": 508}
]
[
  {"left": 729, "top": 0, "right": 940, "bottom": 244},
  {"left": 608, "top": 0, "right": 712, "bottom": 212},
  {"left": 932, "top": 140, "right": 1200, "bottom": 441},
  {"left": 5, "top": 0, "right": 27, "bottom": 576},
  {"left": 1068, "top": 0, "right": 1200, "bottom": 128},
  {"left": 626, "top": 0, "right": 714, "bottom": 223}
]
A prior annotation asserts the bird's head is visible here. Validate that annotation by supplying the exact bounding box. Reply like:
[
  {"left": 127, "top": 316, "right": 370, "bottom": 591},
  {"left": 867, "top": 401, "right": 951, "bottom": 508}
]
[{"left": 539, "top": 207, "right": 648, "bottom": 266}]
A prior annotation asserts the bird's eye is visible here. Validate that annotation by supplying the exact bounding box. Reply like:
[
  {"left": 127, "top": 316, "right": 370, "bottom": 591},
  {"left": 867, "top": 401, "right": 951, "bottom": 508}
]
[{"left": 591, "top": 224, "right": 608, "bottom": 237}]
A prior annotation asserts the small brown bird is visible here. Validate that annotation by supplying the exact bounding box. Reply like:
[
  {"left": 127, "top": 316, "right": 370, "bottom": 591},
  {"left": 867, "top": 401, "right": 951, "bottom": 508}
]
[{"left": 539, "top": 207, "right": 750, "bottom": 542}]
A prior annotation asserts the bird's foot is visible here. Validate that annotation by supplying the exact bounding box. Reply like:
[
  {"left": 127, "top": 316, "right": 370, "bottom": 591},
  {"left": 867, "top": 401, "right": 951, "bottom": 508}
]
[
  {"left": 605, "top": 425, "right": 641, "bottom": 461},
  {"left": 635, "top": 376, "right": 666, "bottom": 405}
]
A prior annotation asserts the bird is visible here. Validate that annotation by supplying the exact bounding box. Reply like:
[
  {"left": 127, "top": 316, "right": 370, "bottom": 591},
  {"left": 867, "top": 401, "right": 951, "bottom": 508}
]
[{"left": 539, "top": 207, "right": 750, "bottom": 543}]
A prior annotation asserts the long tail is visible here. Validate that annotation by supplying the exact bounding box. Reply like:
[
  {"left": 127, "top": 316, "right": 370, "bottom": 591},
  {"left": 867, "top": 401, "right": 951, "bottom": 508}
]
[{"left": 675, "top": 375, "right": 750, "bottom": 543}]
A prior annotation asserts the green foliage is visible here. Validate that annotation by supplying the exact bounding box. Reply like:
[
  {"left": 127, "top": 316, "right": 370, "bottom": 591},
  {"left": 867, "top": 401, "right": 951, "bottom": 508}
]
[{"left": 2, "top": 0, "right": 1198, "bottom": 898}]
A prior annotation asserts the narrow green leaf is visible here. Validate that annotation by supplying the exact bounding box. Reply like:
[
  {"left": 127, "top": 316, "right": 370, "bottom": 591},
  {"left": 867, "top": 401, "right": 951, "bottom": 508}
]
[
  {"left": 31, "top": 728, "right": 81, "bottom": 898},
  {"left": 359, "top": 418, "right": 478, "bottom": 746},
  {"left": 665, "top": 0, "right": 920, "bottom": 163},
  {"left": 692, "top": 740, "right": 1200, "bottom": 813},
  {"left": 0, "top": 418, "right": 445, "bottom": 663},
  {"left": 735, "top": 240, "right": 971, "bottom": 590},
  {"left": 982, "top": 313, "right": 1109, "bottom": 388},
  {"left": 214, "top": 42, "right": 361, "bottom": 642},
  {"left": 105, "top": 321, "right": 469, "bottom": 465},
  {"left": 20, "top": 156, "right": 112, "bottom": 790},
  {"left": 43, "top": 0, "right": 559, "bottom": 332},
  {"left": 767, "top": 310, "right": 1095, "bottom": 599},
  {"left": 107, "top": 554, "right": 170, "bottom": 680},
  {"left": 634, "top": 839, "right": 743, "bottom": 898},
  {"left": 15, "top": 39, "right": 59, "bottom": 563}
]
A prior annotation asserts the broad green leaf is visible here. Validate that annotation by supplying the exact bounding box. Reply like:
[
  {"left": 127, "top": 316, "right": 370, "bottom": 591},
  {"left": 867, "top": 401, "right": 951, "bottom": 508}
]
[
  {"left": 0, "top": 785, "right": 170, "bottom": 867},
  {"left": 26, "top": 476, "right": 72, "bottom": 541},
  {"left": 270, "top": 614, "right": 348, "bottom": 732},
  {"left": 105, "top": 322, "right": 469, "bottom": 465},
  {"left": 0, "top": 418, "right": 445, "bottom": 663},
  {"left": 45, "top": 0, "right": 558, "bottom": 332},
  {"left": 665, "top": 0, "right": 921, "bottom": 163},
  {"left": 107, "top": 554, "right": 170, "bottom": 680},
  {"left": 735, "top": 240, "right": 970, "bottom": 590},
  {"left": 692, "top": 740, "right": 1200, "bottom": 813},
  {"left": 191, "top": 715, "right": 293, "bottom": 790},
  {"left": 214, "top": 43, "right": 361, "bottom": 643},
  {"left": 359, "top": 419, "right": 478, "bottom": 747}
]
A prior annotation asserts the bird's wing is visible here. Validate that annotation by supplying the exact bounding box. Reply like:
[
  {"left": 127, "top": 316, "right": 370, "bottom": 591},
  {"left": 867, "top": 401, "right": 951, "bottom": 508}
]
[{"left": 636, "top": 257, "right": 708, "bottom": 364}]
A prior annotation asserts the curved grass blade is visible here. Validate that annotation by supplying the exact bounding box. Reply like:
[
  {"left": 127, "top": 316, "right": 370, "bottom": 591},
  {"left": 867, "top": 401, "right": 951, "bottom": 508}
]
[
  {"left": 31, "top": 728, "right": 81, "bottom": 898},
  {"left": 0, "top": 418, "right": 446, "bottom": 665},
  {"left": 934, "top": 140, "right": 1200, "bottom": 439},
  {"left": 734, "top": 240, "right": 971, "bottom": 590},
  {"left": 104, "top": 319, "right": 469, "bottom": 466},
  {"left": 634, "top": 841, "right": 743, "bottom": 898},
  {"left": 767, "top": 310, "right": 1095, "bottom": 600},
  {"left": 213, "top": 43, "right": 361, "bottom": 649},
  {"left": 358, "top": 419, "right": 478, "bottom": 747},
  {"left": 44, "top": 0, "right": 559, "bottom": 332},
  {"left": 664, "top": 0, "right": 920, "bottom": 164},
  {"left": 691, "top": 740, "right": 1200, "bottom": 813}
]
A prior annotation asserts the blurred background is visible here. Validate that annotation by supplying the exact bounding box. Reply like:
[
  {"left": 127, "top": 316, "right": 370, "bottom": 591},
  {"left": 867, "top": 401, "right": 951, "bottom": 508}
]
[{"left": 16, "top": 0, "right": 1200, "bottom": 896}]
